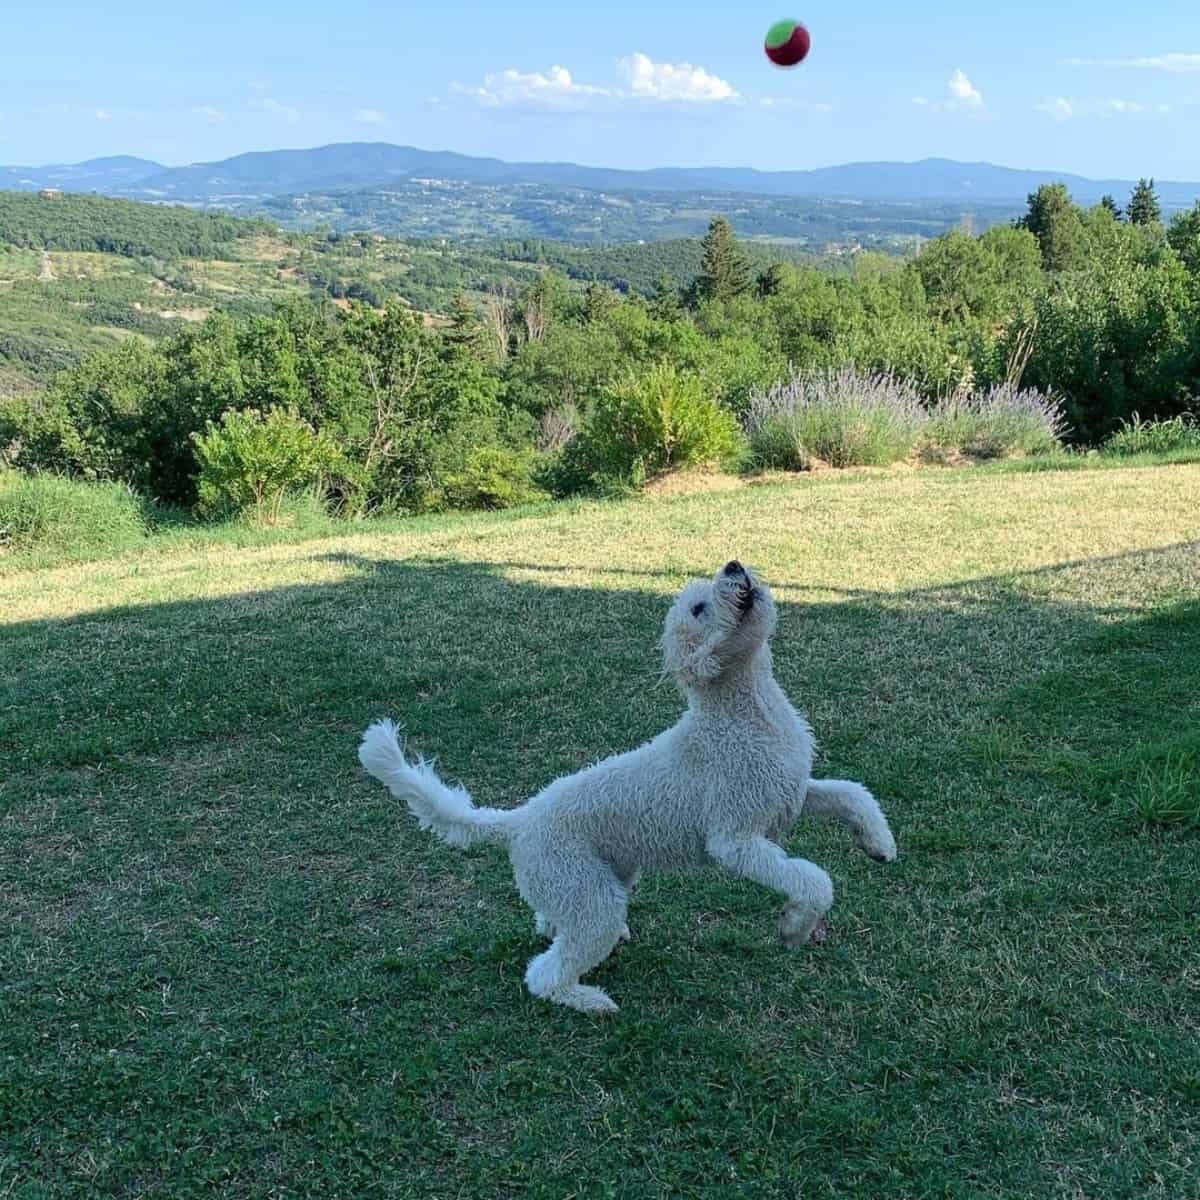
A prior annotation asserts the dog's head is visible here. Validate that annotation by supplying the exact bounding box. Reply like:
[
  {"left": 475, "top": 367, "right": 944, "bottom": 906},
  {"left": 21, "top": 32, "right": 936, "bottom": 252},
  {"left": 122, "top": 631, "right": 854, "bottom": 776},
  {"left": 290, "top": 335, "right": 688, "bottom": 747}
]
[{"left": 660, "top": 561, "right": 778, "bottom": 690}]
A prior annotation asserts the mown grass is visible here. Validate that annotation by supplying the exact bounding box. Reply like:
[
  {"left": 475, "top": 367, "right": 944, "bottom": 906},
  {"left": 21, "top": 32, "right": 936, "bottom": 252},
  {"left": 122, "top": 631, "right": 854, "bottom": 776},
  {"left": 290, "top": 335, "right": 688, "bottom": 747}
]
[{"left": 2, "top": 463, "right": 1198, "bottom": 1199}]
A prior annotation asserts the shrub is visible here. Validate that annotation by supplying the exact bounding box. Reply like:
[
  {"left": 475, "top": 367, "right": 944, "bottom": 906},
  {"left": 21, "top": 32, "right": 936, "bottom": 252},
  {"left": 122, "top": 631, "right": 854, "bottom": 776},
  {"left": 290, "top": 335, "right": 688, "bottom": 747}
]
[
  {"left": 1102, "top": 412, "right": 1200, "bottom": 456},
  {"left": 442, "top": 446, "right": 550, "bottom": 511},
  {"left": 1023, "top": 249, "right": 1197, "bottom": 442},
  {"left": 746, "top": 366, "right": 925, "bottom": 469},
  {"left": 567, "top": 362, "right": 743, "bottom": 488},
  {"left": 191, "top": 406, "right": 340, "bottom": 525},
  {"left": 927, "top": 384, "right": 1067, "bottom": 458},
  {"left": 0, "top": 470, "right": 148, "bottom": 557}
]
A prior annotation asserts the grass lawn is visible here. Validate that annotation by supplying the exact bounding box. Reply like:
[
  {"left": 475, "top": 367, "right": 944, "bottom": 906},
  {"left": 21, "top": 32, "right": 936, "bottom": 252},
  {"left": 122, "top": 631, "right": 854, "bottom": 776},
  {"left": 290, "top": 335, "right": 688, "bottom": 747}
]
[{"left": 2, "top": 462, "right": 1198, "bottom": 1198}]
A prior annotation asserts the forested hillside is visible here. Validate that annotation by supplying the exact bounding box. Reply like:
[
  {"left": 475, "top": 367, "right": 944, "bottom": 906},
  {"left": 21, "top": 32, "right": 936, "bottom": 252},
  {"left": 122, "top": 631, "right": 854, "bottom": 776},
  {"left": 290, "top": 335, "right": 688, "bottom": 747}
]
[
  {"left": 0, "top": 193, "right": 818, "bottom": 391},
  {"left": 0, "top": 192, "right": 273, "bottom": 258}
]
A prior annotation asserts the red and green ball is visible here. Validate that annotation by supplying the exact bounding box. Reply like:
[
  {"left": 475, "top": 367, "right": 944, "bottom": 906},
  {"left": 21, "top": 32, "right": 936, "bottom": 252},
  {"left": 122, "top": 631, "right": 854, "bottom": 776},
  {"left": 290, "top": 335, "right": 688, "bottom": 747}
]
[{"left": 765, "top": 19, "right": 811, "bottom": 67}]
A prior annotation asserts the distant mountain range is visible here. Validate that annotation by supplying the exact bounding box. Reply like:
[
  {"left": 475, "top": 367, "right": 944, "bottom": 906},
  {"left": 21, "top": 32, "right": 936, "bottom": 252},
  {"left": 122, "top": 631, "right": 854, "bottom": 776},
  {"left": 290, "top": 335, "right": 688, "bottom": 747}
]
[
  {"left": 0, "top": 155, "right": 164, "bottom": 193},
  {"left": 3, "top": 143, "right": 1198, "bottom": 209}
]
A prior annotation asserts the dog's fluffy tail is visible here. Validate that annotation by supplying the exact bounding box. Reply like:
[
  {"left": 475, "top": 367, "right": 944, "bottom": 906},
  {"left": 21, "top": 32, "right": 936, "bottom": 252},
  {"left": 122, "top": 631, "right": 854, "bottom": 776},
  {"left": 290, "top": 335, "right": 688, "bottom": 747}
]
[{"left": 358, "top": 719, "right": 520, "bottom": 849}]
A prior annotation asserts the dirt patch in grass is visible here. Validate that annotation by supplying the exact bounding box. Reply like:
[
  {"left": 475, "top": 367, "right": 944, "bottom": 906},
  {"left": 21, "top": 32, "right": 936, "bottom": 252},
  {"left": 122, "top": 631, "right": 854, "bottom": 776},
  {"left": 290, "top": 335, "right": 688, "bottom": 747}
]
[{"left": 159, "top": 308, "right": 210, "bottom": 322}]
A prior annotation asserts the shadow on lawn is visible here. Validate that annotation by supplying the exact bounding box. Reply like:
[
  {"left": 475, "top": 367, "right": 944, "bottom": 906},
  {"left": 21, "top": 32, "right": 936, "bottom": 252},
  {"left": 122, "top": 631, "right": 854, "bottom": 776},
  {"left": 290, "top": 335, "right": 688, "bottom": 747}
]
[{"left": 3, "top": 538, "right": 1197, "bottom": 793}]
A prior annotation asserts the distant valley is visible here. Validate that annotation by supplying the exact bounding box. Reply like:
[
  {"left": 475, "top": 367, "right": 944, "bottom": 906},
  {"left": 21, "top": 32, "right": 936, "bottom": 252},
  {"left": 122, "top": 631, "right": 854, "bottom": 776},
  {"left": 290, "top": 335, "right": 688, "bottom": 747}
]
[{"left": 4, "top": 143, "right": 1197, "bottom": 245}]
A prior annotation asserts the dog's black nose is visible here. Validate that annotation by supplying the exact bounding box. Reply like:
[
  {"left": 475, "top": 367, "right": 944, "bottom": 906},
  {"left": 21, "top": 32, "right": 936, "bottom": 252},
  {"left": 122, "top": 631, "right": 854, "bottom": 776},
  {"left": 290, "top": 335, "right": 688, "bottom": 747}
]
[{"left": 723, "top": 560, "right": 745, "bottom": 578}]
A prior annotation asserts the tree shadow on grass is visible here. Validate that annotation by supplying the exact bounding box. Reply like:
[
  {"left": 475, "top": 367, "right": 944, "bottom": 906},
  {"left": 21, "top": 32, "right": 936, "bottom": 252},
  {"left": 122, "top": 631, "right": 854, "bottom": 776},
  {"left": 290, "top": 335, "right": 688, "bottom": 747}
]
[{"left": 1, "top": 541, "right": 1198, "bottom": 1197}]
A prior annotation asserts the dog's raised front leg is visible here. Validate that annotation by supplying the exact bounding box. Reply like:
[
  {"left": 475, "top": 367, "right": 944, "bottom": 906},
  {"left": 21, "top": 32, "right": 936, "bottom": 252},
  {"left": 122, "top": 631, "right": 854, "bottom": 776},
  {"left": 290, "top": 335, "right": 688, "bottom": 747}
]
[
  {"left": 706, "top": 833, "right": 833, "bottom": 947},
  {"left": 803, "top": 780, "right": 898, "bottom": 863}
]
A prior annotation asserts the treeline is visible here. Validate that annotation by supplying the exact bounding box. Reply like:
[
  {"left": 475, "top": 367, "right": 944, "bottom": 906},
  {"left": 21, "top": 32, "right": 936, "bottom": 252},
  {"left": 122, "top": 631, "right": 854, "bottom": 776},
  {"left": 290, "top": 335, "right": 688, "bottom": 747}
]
[
  {"left": 477, "top": 238, "right": 815, "bottom": 296},
  {"left": 300, "top": 233, "right": 816, "bottom": 314},
  {"left": 0, "top": 192, "right": 274, "bottom": 259},
  {"left": 3, "top": 181, "right": 1199, "bottom": 523}
]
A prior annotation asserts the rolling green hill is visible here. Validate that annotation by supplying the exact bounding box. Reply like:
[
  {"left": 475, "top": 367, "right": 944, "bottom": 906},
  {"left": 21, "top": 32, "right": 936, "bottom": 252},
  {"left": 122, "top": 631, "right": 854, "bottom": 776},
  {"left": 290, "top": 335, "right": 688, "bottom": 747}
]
[
  {"left": 0, "top": 192, "right": 825, "bottom": 393},
  {"left": 0, "top": 191, "right": 274, "bottom": 258}
]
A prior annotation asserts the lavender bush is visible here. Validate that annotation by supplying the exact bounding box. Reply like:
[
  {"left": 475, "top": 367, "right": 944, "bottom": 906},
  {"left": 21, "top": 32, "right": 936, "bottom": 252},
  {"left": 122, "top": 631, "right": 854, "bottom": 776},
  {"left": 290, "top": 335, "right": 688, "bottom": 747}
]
[
  {"left": 746, "top": 366, "right": 927, "bottom": 469},
  {"left": 926, "top": 384, "right": 1068, "bottom": 459}
]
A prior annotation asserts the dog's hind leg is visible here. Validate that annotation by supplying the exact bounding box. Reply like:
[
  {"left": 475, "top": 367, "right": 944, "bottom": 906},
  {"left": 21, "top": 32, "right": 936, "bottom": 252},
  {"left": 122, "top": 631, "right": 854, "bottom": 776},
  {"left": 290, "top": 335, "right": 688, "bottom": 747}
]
[
  {"left": 804, "top": 780, "right": 897, "bottom": 863},
  {"left": 613, "top": 867, "right": 641, "bottom": 943},
  {"left": 706, "top": 833, "right": 834, "bottom": 948},
  {"left": 538, "top": 870, "right": 635, "bottom": 943},
  {"left": 522, "top": 860, "right": 628, "bottom": 1014}
]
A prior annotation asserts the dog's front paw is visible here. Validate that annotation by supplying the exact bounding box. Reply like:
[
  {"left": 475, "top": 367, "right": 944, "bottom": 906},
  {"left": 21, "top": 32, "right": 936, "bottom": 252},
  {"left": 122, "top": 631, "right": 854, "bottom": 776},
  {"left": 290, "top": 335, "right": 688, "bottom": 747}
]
[
  {"left": 779, "top": 903, "right": 828, "bottom": 948},
  {"left": 857, "top": 822, "right": 898, "bottom": 864}
]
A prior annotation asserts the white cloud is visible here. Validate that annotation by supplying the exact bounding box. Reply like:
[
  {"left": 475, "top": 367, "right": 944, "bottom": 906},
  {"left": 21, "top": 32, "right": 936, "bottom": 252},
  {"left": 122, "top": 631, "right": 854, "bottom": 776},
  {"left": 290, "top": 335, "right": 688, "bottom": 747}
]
[
  {"left": 354, "top": 108, "right": 386, "bottom": 125},
  {"left": 261, "top": 97, "right": 301, "bottom": 124},
  {"left": 451, "top": 53, "right": 739, "bottom": 111},
  {"left": 192, "top": 105, "right": 227, "bottom": 122},
  {"left": 948, "top": 69, "right": 983, "bottom": 108},
  {"left": 453, "top": 65, "right": 613, "bottom": 110},
  {"left": 1035, "top": 96, "right": 1174, "bottom": 120},
  {"left": 913, "top": 70, "right": 984, "bottom": 113},
  {"left": 1063, "top": 53, "right": 1200, "bottom": 73},
  {"left": 618, "top": 52, "right": 738, "bottom": 103},
  {"left": 93, "top": 107, "right": 112, "bottom": 121}
]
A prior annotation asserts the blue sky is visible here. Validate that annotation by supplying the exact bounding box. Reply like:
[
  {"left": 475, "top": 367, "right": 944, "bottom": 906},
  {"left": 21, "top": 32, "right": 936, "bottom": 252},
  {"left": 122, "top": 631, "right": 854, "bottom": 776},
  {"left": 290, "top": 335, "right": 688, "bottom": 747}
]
[{"left": 1, "top": 0, "right": 1197, "bottom": 179}]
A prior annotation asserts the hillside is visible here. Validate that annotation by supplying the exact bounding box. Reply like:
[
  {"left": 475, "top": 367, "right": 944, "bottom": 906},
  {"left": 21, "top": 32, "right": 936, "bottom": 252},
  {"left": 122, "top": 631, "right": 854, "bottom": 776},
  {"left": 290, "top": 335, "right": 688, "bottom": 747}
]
[
  {"left": 4, "top": 145, "right": 1196, "bottom": 244},
  {"left": 0, "top": 191, "right": 274, "bottom": 258},
  {"left": 0, "top": 155, "right": 165, "bottom": 193},
  {"left": 0, "top": 191, "right": 820, "bottom": 392},
  {"left": 254, "top": 180, "right": 1010, "bottom": 244}
]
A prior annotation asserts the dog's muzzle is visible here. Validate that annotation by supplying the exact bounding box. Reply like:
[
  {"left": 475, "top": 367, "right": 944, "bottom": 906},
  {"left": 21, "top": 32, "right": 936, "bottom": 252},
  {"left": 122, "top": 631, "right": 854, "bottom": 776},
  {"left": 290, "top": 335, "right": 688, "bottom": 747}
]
[{"left": 722, "top": 562, "right": 758, "bottom": 619}]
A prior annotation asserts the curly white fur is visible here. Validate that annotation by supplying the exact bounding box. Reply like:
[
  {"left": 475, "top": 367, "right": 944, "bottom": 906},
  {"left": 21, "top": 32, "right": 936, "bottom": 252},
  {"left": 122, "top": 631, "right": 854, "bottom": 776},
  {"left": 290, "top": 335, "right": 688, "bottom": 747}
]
[{"left": 359, "top": 562, "right": 897, "bottom": 1014}]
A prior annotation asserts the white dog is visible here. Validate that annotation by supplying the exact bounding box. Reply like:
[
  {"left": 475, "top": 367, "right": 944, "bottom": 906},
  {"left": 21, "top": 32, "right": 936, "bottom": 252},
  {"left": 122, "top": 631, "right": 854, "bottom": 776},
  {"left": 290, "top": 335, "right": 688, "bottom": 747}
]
[{"left": 359, "top": 561, "right": 897, "bottom": 1014}]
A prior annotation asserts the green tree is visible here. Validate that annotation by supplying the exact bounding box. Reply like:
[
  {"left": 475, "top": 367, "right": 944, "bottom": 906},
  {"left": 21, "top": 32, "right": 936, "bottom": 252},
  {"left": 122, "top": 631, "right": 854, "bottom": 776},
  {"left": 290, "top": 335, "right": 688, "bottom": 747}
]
[
  {"left": 584, "top": 282, "right": 619, "bottom": 324},
  {"left": 648, "top": 271, "right": 684, "bottom": 321},
  {"left": 756, "top": 263, "right": 792, "bottom": 298},
  {"left": 444, "top": 290, "right": 484, "bottom": 356},
  {"left": 1168, "top": 203, "right": 1200, "bottom": 276},
  {"left": 34, "top": 339, "right": 168, "bottom": 487},
  {"left": 1099, "top": 194, "right": 1123, "bottom": 221},
  {"left": 1019, "top": 184, "right": 1085, "bottom": 273},
  {"left": 913, "top": 230, "right": 986, "bottom": 323},
  {"left": 1024, "top": 248, "right": 1196, "bottom": 441},
  {"left": 1127, "top": 178, "right": 1163, "bottom": 227},
  {"left": 339, "top": 302, "right": 501, "bottom": 511},
  {"left": 695, "top": 217, "right": 751, "bottom": 304}
]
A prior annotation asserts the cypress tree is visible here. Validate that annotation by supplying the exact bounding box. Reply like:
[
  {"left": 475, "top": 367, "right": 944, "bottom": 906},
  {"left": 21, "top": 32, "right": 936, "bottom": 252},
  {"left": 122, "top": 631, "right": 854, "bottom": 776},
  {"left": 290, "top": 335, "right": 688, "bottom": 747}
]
[
  {"left": 1127, "top": 178, "right": 1162, "bottom": 226},
  {"left": 696, "top": 217, "right": 751, "bottom": 303}
]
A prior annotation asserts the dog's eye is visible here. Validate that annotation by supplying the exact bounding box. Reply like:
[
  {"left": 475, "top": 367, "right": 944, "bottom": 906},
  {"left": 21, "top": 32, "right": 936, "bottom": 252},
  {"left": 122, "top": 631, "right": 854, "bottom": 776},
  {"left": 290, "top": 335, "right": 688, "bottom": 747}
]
[{"left": 691, "top": 602, "right": 706, "bottom": 618}]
